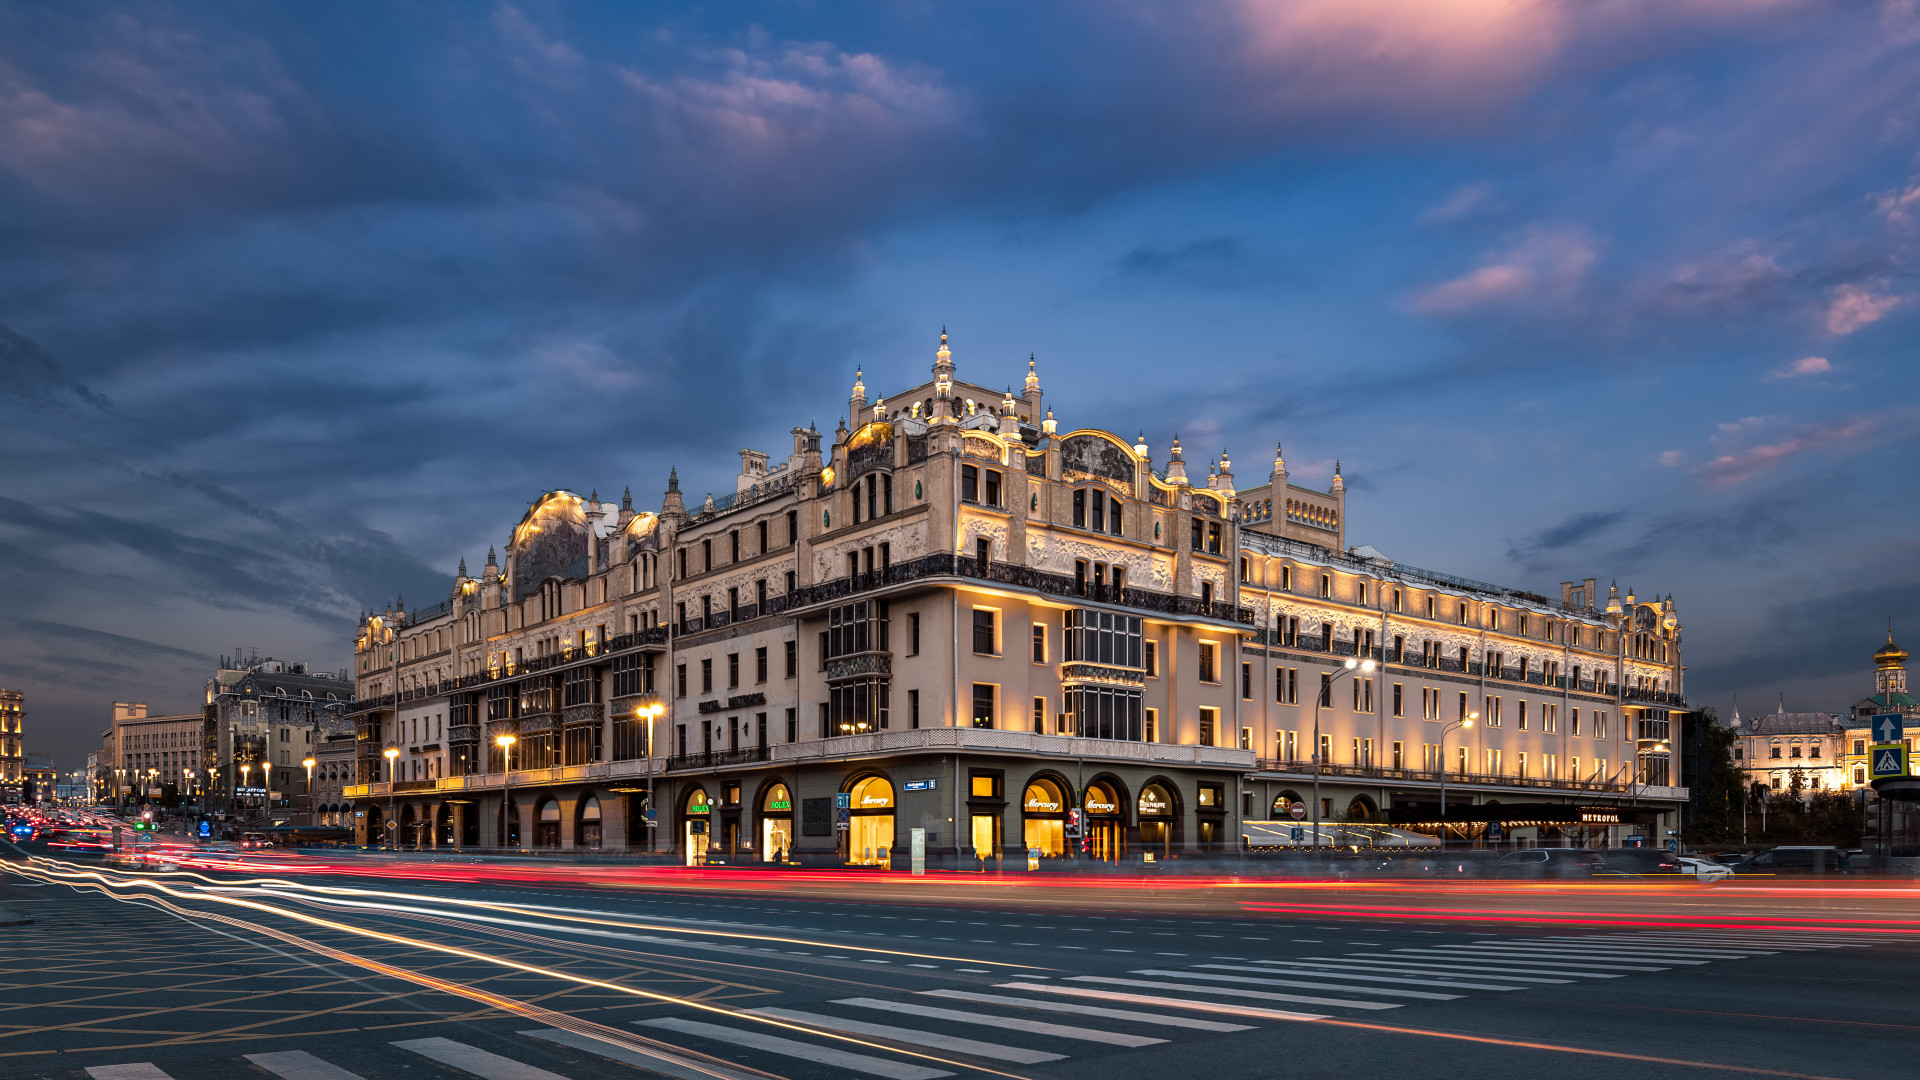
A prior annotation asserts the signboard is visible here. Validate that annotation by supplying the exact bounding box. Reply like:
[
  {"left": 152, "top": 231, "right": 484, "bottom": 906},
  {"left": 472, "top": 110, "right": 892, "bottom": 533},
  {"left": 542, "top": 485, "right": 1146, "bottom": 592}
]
[
  {"left": 910, "top": 828, "right": 926, "bottom": 876},
  {"left": 903, "top": 779, "right": 937, "bottom": 792},
  {"left": 1872, "top": 713, "right": 1904, "bottom": 744},
  {"left": 834, "top": 807, "right": 851, "bottom": 832},
  {"left": 197, "top": 820, "right": 211, "bottom": 838},
  {"left": 1871, "top": 743, "right": 1907, "bottom": 780},
  {"left": 1291, "top": 826, "right": 1305, "bottom": 842},
  {"left": 835, "top": 792, "right": 851, "bottom": 809},
  {"left": 1487, "top": 821, "right": 1504, "bottom": 842},
  {"left": 1289, "top": 803, "right": 1307, "bottom": 821}
]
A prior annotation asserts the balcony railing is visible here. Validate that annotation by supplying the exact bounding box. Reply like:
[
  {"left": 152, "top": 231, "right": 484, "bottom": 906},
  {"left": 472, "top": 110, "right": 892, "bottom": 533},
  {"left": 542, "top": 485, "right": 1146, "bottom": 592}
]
[
  {"left": 1253, "top": 758, "right": 1675, "bottom": 796},
  {"left": 667, "top": 746, "right": 771, "bottom": 771},
  {"left": 1238, "top": 530, "right": 1602, "bottom": 616},
  {"left": 791, "top": 553, "right": 1254, "bottom": 625}
]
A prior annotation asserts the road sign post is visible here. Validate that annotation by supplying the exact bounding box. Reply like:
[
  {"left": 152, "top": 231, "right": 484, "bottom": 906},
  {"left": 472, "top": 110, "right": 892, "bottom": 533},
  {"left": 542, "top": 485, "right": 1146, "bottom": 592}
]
[
  {"left": 1870, "top": 744, "right": 1907, "bottom": 780},
  {"left": 1872, "top": 713, "right": 1905, "bottom": 744}
]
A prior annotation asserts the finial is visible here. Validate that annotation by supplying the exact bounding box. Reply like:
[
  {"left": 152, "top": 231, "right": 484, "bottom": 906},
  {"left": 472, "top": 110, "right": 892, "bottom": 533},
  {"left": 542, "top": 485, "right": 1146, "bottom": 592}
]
[
  {"left": 622, "top": 485, "right": 632, "bottom": 510},
  {"left": 590, "top": 488, "right": 598, "bottom": 503},
  {"left": 488, "top": 546, "right": 497, "bottom": 563},
  {"left": 458, "top": 558, "right": 467, "bottom": 577},
  {"left": 941, "top": 326, "right": 947, "bottom": 345},
  {"left": 1042, "top": 408, "right": 1057, "bottom": 435},
  {"left": 667, "top": 467, "right": 679, "bottom": 492},
  {"left": 1134, "top": 431, "right": 1148, "bottom": 457}
]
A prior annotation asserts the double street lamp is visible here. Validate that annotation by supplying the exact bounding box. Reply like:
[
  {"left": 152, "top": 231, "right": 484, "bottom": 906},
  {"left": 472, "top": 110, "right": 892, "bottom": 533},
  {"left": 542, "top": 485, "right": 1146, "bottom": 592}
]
[
  {"left": 1435, "top": 712, "right": 1478, "bottom": 848},
  {"left": 1312, "top": 656, "right": 1375, "bottom": 851}
]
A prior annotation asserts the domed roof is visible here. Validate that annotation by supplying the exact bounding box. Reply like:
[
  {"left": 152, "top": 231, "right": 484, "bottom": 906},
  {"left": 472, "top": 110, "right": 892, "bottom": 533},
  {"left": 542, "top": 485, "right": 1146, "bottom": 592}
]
[{"left": 1876, "top": 628, "right": 1908, "bottom": 667}]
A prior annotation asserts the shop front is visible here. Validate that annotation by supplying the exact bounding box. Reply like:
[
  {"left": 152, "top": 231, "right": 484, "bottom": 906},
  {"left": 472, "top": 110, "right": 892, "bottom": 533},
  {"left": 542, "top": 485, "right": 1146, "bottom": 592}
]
[
  {"left": 760, "top": 782, "right": 795, "bottom": 862},
  {"left": 844, "top": 775, "right": 895, "bottom": 866},
  {"left": 577, "top": 795, "right": 602, "bottom": 850},
  {"left": 1137, "top": 781, "right": 1177, "bottom": 860},
  {"left": 534, "top": 798, "right": 561, "bottom": 848},
  {"left": 1022, "top": 777, "right": 1070, "bottom": 858},
  {"left": 681, "top": 785, "right": 711, "bottom": 866},
  {"left": 1083, "top": 779, "right": 1127, "bottom": 862}
]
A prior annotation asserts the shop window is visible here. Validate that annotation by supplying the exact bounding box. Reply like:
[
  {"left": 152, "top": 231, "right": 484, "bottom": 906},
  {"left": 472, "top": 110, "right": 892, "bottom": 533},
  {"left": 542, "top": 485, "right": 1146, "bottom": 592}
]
[{"left": 970, "top": 773, "right": 1001, "bottom": 798}]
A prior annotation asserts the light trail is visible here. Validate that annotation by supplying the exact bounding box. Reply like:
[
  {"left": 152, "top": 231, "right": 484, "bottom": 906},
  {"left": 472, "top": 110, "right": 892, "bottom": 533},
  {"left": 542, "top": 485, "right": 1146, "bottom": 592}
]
[
  {"left": 1234, "top": 898, "right": 1920, "bottom": 934},
  {"left": 8, "top": 856, "right": 1038, "bottom": 1080}
]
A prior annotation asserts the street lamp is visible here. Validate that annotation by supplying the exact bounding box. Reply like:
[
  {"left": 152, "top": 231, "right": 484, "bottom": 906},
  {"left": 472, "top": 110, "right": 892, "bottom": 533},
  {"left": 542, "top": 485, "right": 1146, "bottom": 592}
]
[
  {"left": 635, "top": 696, "right": 666, "bottom": 852},
  {"left": 303, "top": 756, "right": 316, "bottom": 828},
  {"left": 494, "top": 734, "right": 516, "bottom": 849},
  {"left": 240, "top": 762, "right": 251, "bottom": 815},
  {"left": 1311, "top": 656, "right": 1376, "bottom": 851},
  {"left": 1436, "top": 712, "right": 1477, "bottom": 849},
  {"left": 383, "top": 747, "right": 400, "bottom": 849}
]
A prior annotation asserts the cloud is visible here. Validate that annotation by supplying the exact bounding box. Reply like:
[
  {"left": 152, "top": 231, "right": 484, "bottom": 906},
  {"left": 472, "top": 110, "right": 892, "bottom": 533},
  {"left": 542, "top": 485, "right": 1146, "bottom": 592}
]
[
  {"left": 1874, "top": 177, "right": 1920, "bottom": 226},
  {"left": 1419, "top": 182, "right": 1495, "bottom": 224},
  {"left": 1505, "top": 510, "right": 1627, "bottom": 565},
  {"left": 1658, "top": 450, "right": 1684, "bottom": 466},
  {"left": 1694, "top": 413, "right": 1885, "bottom": 487},
  {"left": 1766, "top": 355, "right": 1832, "bottom": 381},
  {"left": 1646, "top": 243, "right": 1786, "bottom": 315},
  {"left": 1410, "top": 223, "right": 1596, "bottom": 314},
  {"left": 1113, "top": 235, "right": 1283, "bottom": 289},
  {"left": 1825, "top": 283, "right": 1901, "bottom": 334}
]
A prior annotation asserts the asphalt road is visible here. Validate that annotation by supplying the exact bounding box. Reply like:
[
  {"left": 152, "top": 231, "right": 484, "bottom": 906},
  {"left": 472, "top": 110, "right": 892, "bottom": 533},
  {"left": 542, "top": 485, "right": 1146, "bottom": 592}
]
[{"left": 1, "top": 846, "right": 1915, "bottom": 1080}]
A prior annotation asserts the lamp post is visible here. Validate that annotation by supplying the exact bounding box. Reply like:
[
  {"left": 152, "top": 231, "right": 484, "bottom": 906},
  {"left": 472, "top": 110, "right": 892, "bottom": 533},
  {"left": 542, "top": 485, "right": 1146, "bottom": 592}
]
[
  {"left": 1435, "top": 712, "right": 1477, "bottom": 849},
  {"left": 240, "top": 762, "right": 251, "bottom": 817},
  {"left": 636, "top": 697, "right": 665, "bottom": 853},
  {"left": 1312, "top": 656, "right": 1375, "bottom": 851},
  {"left": 494, "top": 734, "right": 516, "bottom": 849},
  {"left": 383, "top": 746, "right": 399, "bottom": 849},
  {"left": 303, "top": 756, "right": 316, "bottom": 828}
]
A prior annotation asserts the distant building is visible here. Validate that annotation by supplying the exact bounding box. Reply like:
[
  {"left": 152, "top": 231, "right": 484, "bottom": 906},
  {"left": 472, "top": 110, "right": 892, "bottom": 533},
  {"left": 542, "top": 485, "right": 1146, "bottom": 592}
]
[
  {"left": 0, "top": 689, "right": 21, "bottom": 802},
  {"left": 310, "top": 733, "right": 356, "bottom": 828},
  {"left": 22, "top": 753, "right": 54, "bottom": 803},
  {"left": 1846, "top": 629, "right": 1919, "bottom": 787},
  {"left": 1731, "top": 630, "right": 1920, "bottom": 795},
  {"left": 202, "top": 654, "right": 351, "bottom": 815},
  {"left": 106, "top": 703, "right": 204, "bottom": 805}
]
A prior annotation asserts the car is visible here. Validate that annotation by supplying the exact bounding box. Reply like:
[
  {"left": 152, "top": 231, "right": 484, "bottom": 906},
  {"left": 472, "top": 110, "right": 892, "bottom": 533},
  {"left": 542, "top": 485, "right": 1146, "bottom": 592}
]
[
  {"left": 238, "top": 832, "right": 274, "bottom": 850},
  {"left": 1676, "top": 856, "right": 1734, "bottom": 882},
  {"left": 1595, "top": 848, "right": 1683, "bottom": 875},
  {"left": 1493, "top": 848, "right": 1604, "bottom": 878},
  {"left": 1736, "top": 846, "right": 1843, "bottom": 874}
]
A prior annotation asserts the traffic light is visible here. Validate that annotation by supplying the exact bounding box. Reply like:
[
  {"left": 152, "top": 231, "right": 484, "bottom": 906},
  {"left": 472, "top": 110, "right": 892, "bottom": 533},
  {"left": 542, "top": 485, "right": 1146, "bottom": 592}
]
[
  {"left": 1064, "top": 809, "right": 1082, "bottom": 839},
  {"left": 133, "top": 821, "right": 152, "bottom": 832}
]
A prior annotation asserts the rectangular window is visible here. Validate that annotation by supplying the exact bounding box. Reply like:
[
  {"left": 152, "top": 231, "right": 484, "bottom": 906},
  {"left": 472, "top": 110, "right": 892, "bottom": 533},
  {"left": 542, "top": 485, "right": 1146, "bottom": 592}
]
[
  {"left": 1458, "top": 690, "right": 1469, "bottom": 721},
  {"left": 1517, "top": 699, "right": 1527, "bottom": 730},
  {"left": 1240, "top": 726, "right": 1252, "bottom": 750},
  {"left": 1392, "top": 740, "right": 1404, "bottom": 769},
  {"left": 1393, "top": 682, "right": 1403, "bottom": 717},
  {"left": 1543, "top": 703, "right": 1557, "bottom": 734},
  {"left": 1486, "top": 696, "right": 1501, "bottom": 726},
  {"left": 1032, "top": 696, "right": 1046, "bottom": 733},
  {"left": 961, "top": 464, "right": 979, "bottom": 503},
  {"left": 1032, "top": 624, "right": 1047, "bottom": 664},
  {"left": 1144, "top": 708, "right": 1158, "bottom": 742},
  {"left": 1320, "top": 573, "right": 1332, "bottom": 598},
  {"left": 1279, "top": 730, "right": 1298, "bottom": 761},
  {"left": 1320, "top": 672, "right": 1333, "bottom": 707},
  {"left": 985, "top": 469, "right": 1002, "bottom": 507},
  {"left": 973, "top": 608, "right": 997, "bottom": 655},
  {"left": 1241, "top": 661, "right": 1253, "bottom": 699},
  {"left": 1145, "top": 639, "right": 1158, "bottom": 677},
  {"left": 1198, "top": 642, "right": 1217, "bottom": 683},
  {"left": 701, "top": 658, "right": 713, "bottom": 694},
  {"left": 1198, "top": 706, "right": 1218, "bottom": 747},
  {"left": 1485, "top": 748, "right": 1503, "bottom": 774},
  {"left": 728, "top": 652, "right": 740, "bottom": 688},
  {"left": 1239, "top": 556, "right": 1250, "bottom": 583},
  {"left": 909, "top": 689, "right": 920, "bottom": 729},
  {"left": 1281, "top": 565, "right": 1293, "bottom": 591},
  {"left": 1517, "top": 752, "right": 1529, "bottom": 778},
  {"left": 1570, "top": 707, "right": 1581, "bottom": 736},
  {"left": 909, "top": 612, "right": 921, "bottom": 655},
  {"left": 786, "top": 707, "right": 796, "bottom": 742},
  {"left": 784, "top": 640, "right": 797, "bottom": 678},
  {"left": 1191, "top": 517, "right": 1203, "bottom": 550},
  {"left": 1109, "top": 494, "right": 1122, "bottom": 535},
  {"left": 676, "top": 663, "right": 687, "bottom": 698},
  {"left": 972, "top": 684, "right": 996, "bottom": 729},
  {"left": 1595, "top": 712, "right": 1609, "bottom": 740},
  {"left": 1073, "top": 489, "right": 1086, "bottom": 529},
  {"left": 755, "top": 646, "right": 768, "bottom": 684}
]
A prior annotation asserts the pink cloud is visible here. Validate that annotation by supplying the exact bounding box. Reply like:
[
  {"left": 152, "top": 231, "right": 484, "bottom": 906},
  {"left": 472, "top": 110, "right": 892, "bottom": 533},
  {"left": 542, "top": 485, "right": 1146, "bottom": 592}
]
[
  {"left": 1766, "top": 355, "right": 1832, "bottom": 381},
  {"left": 1826, "top": 283, "right": 1900, "bottom": 334},
  {"left": 1876, "top": 179, "right": 1920, "bottom": 227},
  {"left": 1411, "top": 224, "right": 1595, "bottom": 314},
  {"left": 1658, "top": 450, "right": 1684, "bottom": 467},
  {"left": 1420, "top": 182, "right": 1496, "bottom": 224},
  {"left": 1694, "top": 414, "right": 1881, "bottom": 487}
]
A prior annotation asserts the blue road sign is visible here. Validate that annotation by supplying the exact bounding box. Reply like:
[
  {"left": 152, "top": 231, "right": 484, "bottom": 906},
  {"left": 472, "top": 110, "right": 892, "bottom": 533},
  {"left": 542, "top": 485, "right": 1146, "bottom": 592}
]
[
  {"left": 1290, "top": 826, "right": 1304, "bottom": 842},
  {"left": 1871, "top": 744, "right": 1907, "bottom": 779},
  {"left": 1873, "top": 713, "right": 1904, "bottom": 743},
  {"left": 903, "top": 779, "right": 937, "bottom": 792},
  {"left": 835, "top": 792, "right": 851, "bottom": 809}
]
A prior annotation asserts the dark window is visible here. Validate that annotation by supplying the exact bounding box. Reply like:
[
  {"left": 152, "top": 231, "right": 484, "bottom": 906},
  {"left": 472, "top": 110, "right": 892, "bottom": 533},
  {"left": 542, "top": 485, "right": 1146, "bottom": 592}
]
[
  {"left": 700, "top": 658, "right": 713, "bottom": 694},
  {"left": 973, "top": 609, "right": 996, "bottom": 654},
  {"left": 785, "top": 707, "right": 796, "bottom": 742},
  {"left": 1073, "top": 489, "right": 1086, "bottom": 528},
  {"left": 1201, "top": 581, "right": 1213, "bottom": 607},
  {"left": 984, "top": 469, "right": 1001, "bottom": 507},
  {"left": 909, "top": 612, "right": 921, "bottom": 655},
  {"left": 786, "top": 510, "right": 798, "bottom": 545},
  {"left": 730, "top": 531, "right": 739, "bottom": 562},
  {"left": 785, "top": 640, "right": 797, "bottom": 678},
  {"left": 1198, "top": 643, "right": 1216, "bottom": 683},
  {"left": 676, "top": 663, "right": 687, "bottom": 698},
  {"left": 758, "top": 520, "right": 768, "bottom": 552},
  {"left": 785, "top": 570, "right": 796, "bottom": 595},
  {"left": 728, "top": 653, "right": 739, "bottom": 688},
  {"left": 1241, "top": 662, "right": 1252, "bottom": 699},
  {"left": 972, "top": 684, "right": 995, "bottom": 728},
  {"left": 1032, "top": 624, "right": 1046, "bottom": 663},
  {"left": 1145, "top": 639, "right": 1158, "bottom": 677},
  {"left": 756, "top": 646, "right": 768, "bottom": 683},
  {"left": 1191, "top": 518, "right": 1203, "bottom": 550},
  {"left": 909, "top": 689, "right": 920, "bottom": 729},
  {"left": 961, "top": 464, "right": 979, "bottom": 502},
  {"left": 1109, "top": 495, "right": 1122, "bottom": 535}
]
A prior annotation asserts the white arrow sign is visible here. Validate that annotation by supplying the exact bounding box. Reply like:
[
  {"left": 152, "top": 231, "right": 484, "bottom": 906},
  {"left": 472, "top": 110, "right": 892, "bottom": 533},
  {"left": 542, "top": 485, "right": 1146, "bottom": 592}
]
[{"left": 1874, "top": 713, "right": 1904, "bottom": 743}]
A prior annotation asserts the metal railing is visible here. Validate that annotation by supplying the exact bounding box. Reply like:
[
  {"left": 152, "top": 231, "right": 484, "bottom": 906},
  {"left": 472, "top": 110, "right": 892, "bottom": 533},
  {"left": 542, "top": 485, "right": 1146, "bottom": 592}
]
[
  {"left": 1254, "top": 758, "right": 1639, "bottom": 794},
  {"left": 688, "top": 474, "right": 795, "bottom": 525},
  {"left": 791, "top": 553, "right": 1254, "bottom": 624},
  {"left": 666, "top": 746, "right": 771, "bottom": 771}
]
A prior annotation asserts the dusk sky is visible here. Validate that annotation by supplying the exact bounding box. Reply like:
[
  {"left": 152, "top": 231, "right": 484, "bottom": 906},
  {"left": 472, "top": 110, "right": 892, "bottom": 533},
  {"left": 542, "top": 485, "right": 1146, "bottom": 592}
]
[{"left": 4, "top": 1, "right": 1918, "bottom": 769}]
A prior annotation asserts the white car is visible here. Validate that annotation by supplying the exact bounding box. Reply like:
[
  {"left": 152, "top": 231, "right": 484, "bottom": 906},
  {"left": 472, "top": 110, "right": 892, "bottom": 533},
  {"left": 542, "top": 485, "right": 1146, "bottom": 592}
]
[{"left": 1677, "top": 856, "right": 1734, "bottom": 882}]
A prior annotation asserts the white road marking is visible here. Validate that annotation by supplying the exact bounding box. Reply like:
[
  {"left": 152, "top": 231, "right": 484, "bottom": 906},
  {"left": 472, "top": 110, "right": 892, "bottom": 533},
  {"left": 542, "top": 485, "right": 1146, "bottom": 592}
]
[
  {"left": 635, "top": 1018, "right": 951, "bottom": 1080},
  {"left": 920, "top": 989, "right": 1252, "bottom": 1031},
  {"left": 520, "top": 1028, "right": 764, "bottom": 1080},
  {"left": 246, "top": 1051, "right": 370, "bottom": 1080},
  {"left": 833, "top": 997, "right": 1165, "bottom": 1047},
  {"left": 995, "top": 981, "right": 1327, "bottom": 1021},
  {"left": 85, "top": 1067, "right": 174, "bottom": 1080},
  {"left": 391, "top": 1037, "right": 571, "bottom": 1080},
  {"left": 746, "top": 1007, "right": 1065, "bottom": 1063},
  {"left": 1067, "top": 975, "right": 1401, "bottom": 1010}
]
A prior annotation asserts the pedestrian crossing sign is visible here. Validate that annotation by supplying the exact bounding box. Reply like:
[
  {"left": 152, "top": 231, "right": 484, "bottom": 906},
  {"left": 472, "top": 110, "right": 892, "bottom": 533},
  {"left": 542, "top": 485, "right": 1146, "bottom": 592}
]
[{"left": 1870, "top": 743, "right": 1906, "bottom": 779}]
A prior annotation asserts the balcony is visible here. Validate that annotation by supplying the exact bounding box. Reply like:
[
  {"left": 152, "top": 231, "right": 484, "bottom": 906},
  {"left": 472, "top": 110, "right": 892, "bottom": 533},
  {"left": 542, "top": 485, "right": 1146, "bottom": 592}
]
[
  {"left": 792, "top": 553, "right": 1254, "bottom": 625},
  {"left": 1251, "top": 758, "right": 1689, "bottom": 801},
  {"left": 770, "top": 726, "right": 1257, "bottom": 770},
  {"left": 667, "top": 746, "right": 772, "bottom": 771}
]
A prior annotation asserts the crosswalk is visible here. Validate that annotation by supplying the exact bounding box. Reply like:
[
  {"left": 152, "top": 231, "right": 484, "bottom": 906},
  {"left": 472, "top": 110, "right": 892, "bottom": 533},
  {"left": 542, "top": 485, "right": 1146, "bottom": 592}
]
[{"left": 78, "top": 930, "right": 1865, "bottom": 1080}]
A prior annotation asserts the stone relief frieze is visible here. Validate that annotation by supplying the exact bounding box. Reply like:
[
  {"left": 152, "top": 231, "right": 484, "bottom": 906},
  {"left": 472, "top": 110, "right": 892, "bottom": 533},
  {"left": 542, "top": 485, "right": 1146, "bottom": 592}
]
[{"left": 1060, "top": 433, "right": 1136, "bottom": 485}]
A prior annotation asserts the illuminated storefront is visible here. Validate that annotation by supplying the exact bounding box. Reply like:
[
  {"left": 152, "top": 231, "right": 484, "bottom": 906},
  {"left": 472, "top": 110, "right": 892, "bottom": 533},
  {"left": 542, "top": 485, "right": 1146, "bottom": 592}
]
[
  {"left": 681, "top": 785, "right": 710, "bottom": 865},
  {"left": 1137, "top": 782, "right": 1176, "bottom": 859},
  {"left": 1022, "top": 778, "right": 1069, "bottom": 857},
  {"left": 1083, "top": 780, "right": 1126, "bottom": 861},
  {"left": 760, "top": 782, "right": 794, "bottom": 862},
  {"left": 844, "top": 775, "right": 894, "bottom": 866}
]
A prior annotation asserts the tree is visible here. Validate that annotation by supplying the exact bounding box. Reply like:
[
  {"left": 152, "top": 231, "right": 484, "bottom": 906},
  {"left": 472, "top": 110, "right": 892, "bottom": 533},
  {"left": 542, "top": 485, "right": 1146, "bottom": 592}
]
[{"left": 1684, "top": 708, "right": 1747, "bottom": 842}]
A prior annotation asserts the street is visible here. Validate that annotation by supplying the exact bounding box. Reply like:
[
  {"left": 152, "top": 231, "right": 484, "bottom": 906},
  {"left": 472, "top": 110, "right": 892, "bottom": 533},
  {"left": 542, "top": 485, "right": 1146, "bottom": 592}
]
[{"left": 1, "top": 846, "right": 1914, "bottom": 1080}]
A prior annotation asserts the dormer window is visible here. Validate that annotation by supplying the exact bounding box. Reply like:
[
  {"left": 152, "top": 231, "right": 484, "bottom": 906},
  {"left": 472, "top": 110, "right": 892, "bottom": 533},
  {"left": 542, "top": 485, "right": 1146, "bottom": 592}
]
[{"left": 1072, "top": 488, "right": 1122, "bottom": 534}]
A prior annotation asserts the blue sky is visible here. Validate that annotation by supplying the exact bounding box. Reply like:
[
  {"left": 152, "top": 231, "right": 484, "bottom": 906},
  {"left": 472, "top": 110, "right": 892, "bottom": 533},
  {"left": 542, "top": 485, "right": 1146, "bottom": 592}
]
[{"left": 3, "top": 1, "right": 1917, "bottom": 766}]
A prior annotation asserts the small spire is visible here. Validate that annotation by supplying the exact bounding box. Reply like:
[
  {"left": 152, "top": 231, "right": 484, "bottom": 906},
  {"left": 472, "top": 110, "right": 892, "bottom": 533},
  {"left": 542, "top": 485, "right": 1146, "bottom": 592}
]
[
  {"left": 1134, "top": 431, "right": 1148, "bottom": 457},
  {"left": 622, "top": 486, "right": 632, "bottom": 511},
  {"left": 1042, "top": 407, "right": 1057, "bottom": 435},
  {"left": 1025, "top": 354, "right": 1040, "bottom": 393},
  {"left": 667, "top": 467, "right": 679, "bottom": 492},
  {"left": 458, "top": 558, "right": 467, "bottom": 577},
  {"left": 487, "top": 546, "right": 497, "bottom": 563}
]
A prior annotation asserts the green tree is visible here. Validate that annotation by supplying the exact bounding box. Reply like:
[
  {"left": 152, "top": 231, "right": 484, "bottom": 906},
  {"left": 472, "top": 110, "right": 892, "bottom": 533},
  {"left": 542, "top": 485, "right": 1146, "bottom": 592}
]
[{"left": 1684, "top": 708, "right": 1747, "bottom": 842}]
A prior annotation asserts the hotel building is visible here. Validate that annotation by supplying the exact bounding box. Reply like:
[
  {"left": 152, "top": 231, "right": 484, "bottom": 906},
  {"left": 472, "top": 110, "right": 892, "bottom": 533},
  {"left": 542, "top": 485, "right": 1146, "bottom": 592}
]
[{"left": 344, "top": 333, "right": 1690, "bottom": 861}]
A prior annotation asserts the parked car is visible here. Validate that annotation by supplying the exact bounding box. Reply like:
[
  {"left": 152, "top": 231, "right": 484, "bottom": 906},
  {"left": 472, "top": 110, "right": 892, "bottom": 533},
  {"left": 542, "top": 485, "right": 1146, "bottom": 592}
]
[
  {"left": 1594, "top": 848, "right": 1683, "bottom": 875},
  {"left": 1676, "top": 856, "right": 1734, "bottom": 882},
  {"left": 238, "top": 832, "right": 274, "bottom": 850},
  {"left": 1737, "top": 846, "right": 1843, "bottom": 874},
  {"left": 1493, "top": 848, "right": 1604, "bottom": 878}
]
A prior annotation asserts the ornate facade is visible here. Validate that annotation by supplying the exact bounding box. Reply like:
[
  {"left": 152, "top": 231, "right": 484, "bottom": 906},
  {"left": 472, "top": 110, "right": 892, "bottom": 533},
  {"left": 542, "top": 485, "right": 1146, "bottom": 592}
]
[
  {"left": 0, "top": 689, "right": 20, "bottom": 802},
  {"left": 346, "top": 333, "right": 1690, "bottom": 860}
]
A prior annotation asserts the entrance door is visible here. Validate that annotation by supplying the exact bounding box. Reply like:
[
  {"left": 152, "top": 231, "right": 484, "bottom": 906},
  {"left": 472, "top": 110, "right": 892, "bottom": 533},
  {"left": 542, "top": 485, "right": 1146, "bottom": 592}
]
[
  {"left": 1088, "top": 819, "right": 1123, "bottom": 861},
  {"left": 762, "top": 816, "right": 792, "bottom": 862}
]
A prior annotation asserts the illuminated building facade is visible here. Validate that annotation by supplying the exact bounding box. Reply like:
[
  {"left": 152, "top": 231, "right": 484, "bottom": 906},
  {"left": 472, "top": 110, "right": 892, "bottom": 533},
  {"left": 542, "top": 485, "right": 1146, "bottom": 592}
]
[
  {"left": 346, "top": 332, "right": 1689, "bottom": 861},
  {"left": 201, "top": 655, "right": 351, "bottom": 815},
  {"left": 0, "top": 689, "right": 20, "bottom": 802},
  {"left": 105, "top": 702, "right": 204, "bottom": 805}
]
